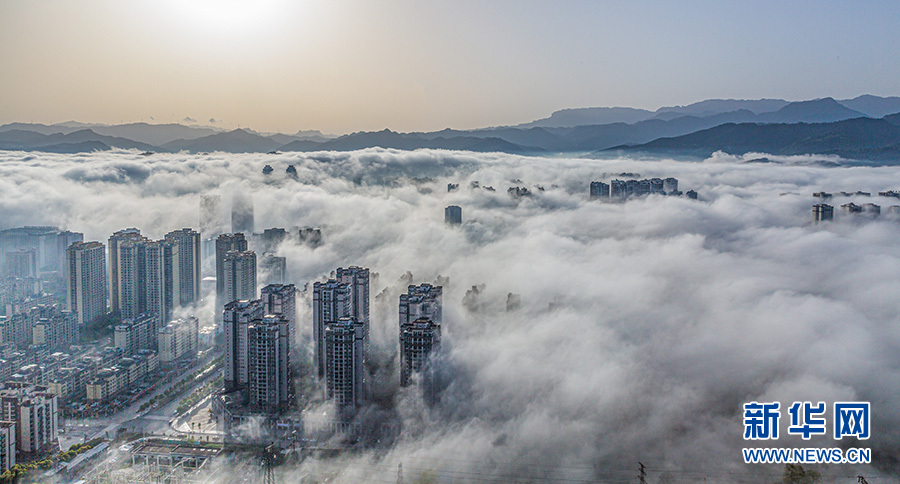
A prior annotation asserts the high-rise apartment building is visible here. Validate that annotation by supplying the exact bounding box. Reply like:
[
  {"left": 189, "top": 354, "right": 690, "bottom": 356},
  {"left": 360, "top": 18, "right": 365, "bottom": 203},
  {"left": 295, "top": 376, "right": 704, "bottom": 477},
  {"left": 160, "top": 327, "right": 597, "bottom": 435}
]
[
  {"left": 199, "top": 195, "right": 223, "bottom": 236},
  {"left": 164, "top": 229, "right": 201, "bottom": 307},
  {"left": 399, "top": 317, "right": 441, "bottom": 387},
  {"left": 108, "top": 228, "right": 142, "bottom": 315},
  {"left": 0, "top": 382, "right": 58, "bottom": 458},
  {"left": 0, "top": 226, "right": 82, "bottom": 275},
  {"left": 324, "top": 317, "right": 365, "bottom": 408},
  {"left": 110, "top": 228, "right": 200, "bottom": 327},
  {"left": 589, "top": 181, "right": 610, "bottom": 200},
  {"left": 66, "top": 241, "right": 108, "bottom": 327},
  {"left": 231, "top": 192, "right": 254, "bottom": 234},
  {"left": 663, "top": 177, "right": 679, "bottom": 194},
  {"left": 111, "top": 232, "right": 152, "bottom": 320},
  {"left": 610, "top": 180, "right": 627, "bottom": 199},
  {"left": 312, "top": 280, "right": 351, "bottom": 378},
  {"left": 2, "top": 249, "right": 37, "bottom": 279},
  {"left": 400, "top": 283, "right": 443, "bottom": 326},
  {"left": 223, "top": 299, "right": 264, "bottom": 393},
  {"left": 260, "top": 284, "right": 296, "bottom": 348},
  {"left": 247, "top": 315, "right": 290, "bottom": 412},
  {"left": 813, "top": 203, "right": 834, "bottom": 223},
  {"left": 0, "top": 421, "right": 14, "bottom": 473},
  {"left": 337, "top": 266, "right": 369, "bottom": 344},
  {"left": 223, "top": 251, "right": 257, "bottom": 307},
  {"left": 444, "top": 205, "right": 462, "bottom": 225},
  {"left": 259, "top": 254, "right": 286, "bottom": 286},
  {"left": 215, "top": 233, "right": 248, "bottom": 312}
]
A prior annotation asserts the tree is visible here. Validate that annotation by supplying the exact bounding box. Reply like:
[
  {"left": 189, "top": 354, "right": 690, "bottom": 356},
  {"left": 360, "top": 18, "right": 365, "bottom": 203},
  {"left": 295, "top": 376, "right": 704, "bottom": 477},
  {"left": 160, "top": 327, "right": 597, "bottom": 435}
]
[{"left": 783, "top": 464, "right": 822, "bottom": 484}]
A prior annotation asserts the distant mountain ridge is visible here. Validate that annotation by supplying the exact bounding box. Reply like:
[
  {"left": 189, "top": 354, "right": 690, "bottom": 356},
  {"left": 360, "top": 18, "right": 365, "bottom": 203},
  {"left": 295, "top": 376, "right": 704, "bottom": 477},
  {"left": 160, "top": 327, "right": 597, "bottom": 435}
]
[
  {"left": 1, "top": 95, "right": 900, "bottom": 162},
  {"left": 604, "top": 116, "right": 900, "bottom": 163}
]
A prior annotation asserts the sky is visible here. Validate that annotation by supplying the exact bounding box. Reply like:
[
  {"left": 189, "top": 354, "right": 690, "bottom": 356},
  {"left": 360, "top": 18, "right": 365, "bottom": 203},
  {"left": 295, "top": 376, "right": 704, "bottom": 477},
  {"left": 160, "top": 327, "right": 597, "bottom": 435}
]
[
  {"left": 3, "top": 148, "right": 900, "bottom": 481},
  {"left": 1, "top": 0, "right": 899, "bottom": 133}
]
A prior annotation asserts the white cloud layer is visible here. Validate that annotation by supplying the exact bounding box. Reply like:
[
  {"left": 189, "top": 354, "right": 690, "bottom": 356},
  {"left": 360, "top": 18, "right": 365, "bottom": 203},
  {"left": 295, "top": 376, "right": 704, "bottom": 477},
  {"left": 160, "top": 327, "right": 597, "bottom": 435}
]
[{"left": 2, "top": 148, "right": 899, "bottom": 482}]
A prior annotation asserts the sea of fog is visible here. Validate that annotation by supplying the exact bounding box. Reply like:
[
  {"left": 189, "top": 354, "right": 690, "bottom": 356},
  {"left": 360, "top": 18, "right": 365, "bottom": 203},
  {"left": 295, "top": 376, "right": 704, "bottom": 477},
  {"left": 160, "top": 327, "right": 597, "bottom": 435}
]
[{"left": 2, "top": 148, "right": 899, "bottom": 482}]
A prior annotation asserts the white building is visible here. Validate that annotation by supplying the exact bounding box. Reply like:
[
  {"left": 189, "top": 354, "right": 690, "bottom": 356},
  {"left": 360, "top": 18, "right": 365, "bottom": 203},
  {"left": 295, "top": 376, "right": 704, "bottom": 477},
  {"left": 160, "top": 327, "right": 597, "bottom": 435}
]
[{"left": 158, "top": 316, "right": 199, "bottom": 364}]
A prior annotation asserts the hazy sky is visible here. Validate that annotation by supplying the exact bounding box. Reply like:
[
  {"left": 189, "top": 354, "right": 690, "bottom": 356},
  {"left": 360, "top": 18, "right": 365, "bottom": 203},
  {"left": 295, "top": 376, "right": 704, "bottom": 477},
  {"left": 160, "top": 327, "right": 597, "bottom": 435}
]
[{"left": 2, "top": 0, "right": 899, "bottom": 133}]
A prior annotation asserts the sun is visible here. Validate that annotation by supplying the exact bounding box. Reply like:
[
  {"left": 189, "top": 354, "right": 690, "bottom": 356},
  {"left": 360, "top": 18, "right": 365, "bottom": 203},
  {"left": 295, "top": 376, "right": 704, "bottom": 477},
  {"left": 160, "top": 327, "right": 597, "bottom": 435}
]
[{"left": 157, "top": 0, "right": 297, "bottom": 41}]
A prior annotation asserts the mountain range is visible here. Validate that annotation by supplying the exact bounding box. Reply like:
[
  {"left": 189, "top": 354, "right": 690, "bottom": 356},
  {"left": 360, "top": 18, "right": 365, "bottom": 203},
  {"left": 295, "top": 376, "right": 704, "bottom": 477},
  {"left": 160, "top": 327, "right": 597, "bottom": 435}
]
[{"left": 2, "top": 95, "right": 900, "bottom": 163}]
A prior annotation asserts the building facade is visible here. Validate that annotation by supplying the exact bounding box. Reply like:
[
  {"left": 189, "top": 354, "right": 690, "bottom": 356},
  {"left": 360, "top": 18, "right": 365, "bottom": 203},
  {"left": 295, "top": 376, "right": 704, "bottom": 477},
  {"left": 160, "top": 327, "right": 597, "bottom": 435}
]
[
  {"left": 215, "top": 233, "right": 249, "bottom": 314},
  {"left": 399, "top": 317, "right": 441, "bottom": 388},
  {"left": 66, "top": 241, "right": 108, "bottom": 327},
  {"left": 247, "top": 315, "right": 290, "bottom": 412},
  {"left": 260, "top": 284, "right": 296, "bottom": 348},
  {"left": 400, "top": 283, "right": 443, "bottom": 326},
  {"left": 324, "top": 317, "right": 365, "bottom": 408},
  {"left": 444, "top": 205, "right": 462, "bottom": 225},
  {"left": 589, "top": 181, "right": 610, "bottom": 200},
  {"left": 223, "top": 299, "right": 264, "bottom": 393},
  {"left": 223, "top": 251, "right": 257, "bottom": 308},
  {"left": 312, "top": 280, "right": 350, "bottom": 378},
  {"left": 158, "top": 317, "right": 199, "bottom": 364}
]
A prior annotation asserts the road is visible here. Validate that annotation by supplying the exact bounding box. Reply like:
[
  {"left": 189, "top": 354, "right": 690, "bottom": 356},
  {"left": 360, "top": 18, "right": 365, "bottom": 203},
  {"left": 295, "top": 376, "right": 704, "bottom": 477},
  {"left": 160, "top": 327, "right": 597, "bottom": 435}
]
[{"left": 65, "top": 350, "right": 220, "bottom": 444}]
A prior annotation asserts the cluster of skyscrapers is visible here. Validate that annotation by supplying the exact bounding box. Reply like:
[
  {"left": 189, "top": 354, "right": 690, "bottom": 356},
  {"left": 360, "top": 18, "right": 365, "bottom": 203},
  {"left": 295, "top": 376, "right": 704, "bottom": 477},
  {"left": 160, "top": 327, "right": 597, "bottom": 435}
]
[
  {"left": 590, "top": 177, "right": 697, "bottom": 200},
  {"left": 222, "top": 284, "right": 296, "bottom": 413},
  {"left": 312, "top": 267, "right": 370, "bottom": 410},
  {"left": 811, "top": 190, "right": 900, "bottom": 223}
]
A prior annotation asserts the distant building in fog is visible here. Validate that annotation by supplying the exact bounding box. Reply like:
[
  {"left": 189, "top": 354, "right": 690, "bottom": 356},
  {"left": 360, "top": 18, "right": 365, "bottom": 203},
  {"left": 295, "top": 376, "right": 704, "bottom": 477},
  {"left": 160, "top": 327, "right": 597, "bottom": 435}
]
[
  {"left": 200, "top": 195, "right": 223, "bottom": 235},
  {"left": 231, "top": 192, "right": 254, "bottom": 234},
  {"left": 663, "top": 177, "right": 678, "bottom": 194},
  {"left": 861, "top": 203, "right": 881, "bottom": 216},
  {"left": 813, "top": 203, "right": 834, "bottom": 223},
  {"left": 298, "top": 227, "right": 323, "bottom": 248},
  {"left": 841, "top": 202, "right": 861, "bottom": 214},
  {"left": 589, "top": 181, "right": 609, "bottom": 200},
  {"left": 445, "top": 205, "right": 462, "bottom": 225},
  {"left": 610, "top": 180, "right": 627, "bottom": 199},
  {"left": 259, "top": 254, "right": 286, "bottom": 286}
]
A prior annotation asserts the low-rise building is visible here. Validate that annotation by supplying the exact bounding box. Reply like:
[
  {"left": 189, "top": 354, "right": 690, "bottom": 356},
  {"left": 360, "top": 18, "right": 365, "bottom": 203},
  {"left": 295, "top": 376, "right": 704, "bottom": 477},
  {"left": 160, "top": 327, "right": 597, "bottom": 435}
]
[{"left": 158, "top": 317, "right": 199, "bottom": 364}]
